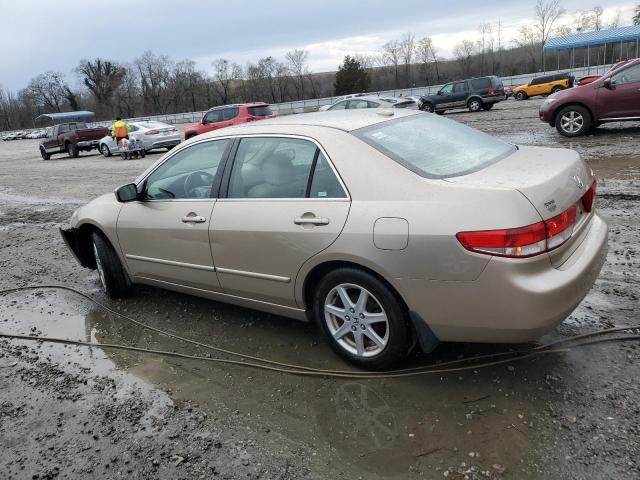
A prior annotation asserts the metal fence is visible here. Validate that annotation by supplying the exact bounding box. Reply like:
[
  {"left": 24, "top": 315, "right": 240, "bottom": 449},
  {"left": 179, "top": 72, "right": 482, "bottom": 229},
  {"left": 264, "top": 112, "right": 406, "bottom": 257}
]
[{"left": 1, "top": 64, "right": 613, "bottom": 136}]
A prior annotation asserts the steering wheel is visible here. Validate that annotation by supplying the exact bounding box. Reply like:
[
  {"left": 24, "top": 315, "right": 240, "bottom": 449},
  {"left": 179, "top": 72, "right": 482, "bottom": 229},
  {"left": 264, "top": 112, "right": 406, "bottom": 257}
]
[{"left": 183, "top": 171, "right": 215, "bottom": 198}]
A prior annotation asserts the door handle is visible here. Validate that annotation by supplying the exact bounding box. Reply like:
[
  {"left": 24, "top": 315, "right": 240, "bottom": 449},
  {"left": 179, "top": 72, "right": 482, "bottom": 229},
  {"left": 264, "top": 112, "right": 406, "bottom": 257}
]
[
  {"left": 181, "top": 215, "right": 206, "bottom": 223},
  {"left": 294, "top": 216, "right": 329, "bottom": 226}
]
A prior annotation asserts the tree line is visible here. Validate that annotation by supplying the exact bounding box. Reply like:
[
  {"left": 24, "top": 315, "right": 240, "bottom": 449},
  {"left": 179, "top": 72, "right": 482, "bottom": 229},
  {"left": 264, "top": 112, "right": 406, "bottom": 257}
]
[{"left": 0, "top": 1, "right": 637, "bottom": 130}]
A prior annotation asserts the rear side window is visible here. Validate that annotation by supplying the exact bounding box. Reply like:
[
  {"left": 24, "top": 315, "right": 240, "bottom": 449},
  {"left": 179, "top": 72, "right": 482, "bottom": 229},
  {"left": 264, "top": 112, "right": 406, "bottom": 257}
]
[
  {"left": 309, "top": 153, "right": 347, "bottom": 198},
  {"left": 329, "top": 101, "right": 348, "bottom": 111},
  {"left": 353, "top": 115, "right": 516, "bottom": 178},
  {"left": 222, "top": 107, "right": 239, "bottom": 120},
  {"left": 248, "top": 105, "right": 273, "bottom": 116},
  {"left": 452, "top": 81, "right": 468, "bottom": 93},
  {"left": 470, "top": 78, "right": 491, "bottom": 89},
  {"left": 348, "top": 99, "right": 370, "bottom": 109}
]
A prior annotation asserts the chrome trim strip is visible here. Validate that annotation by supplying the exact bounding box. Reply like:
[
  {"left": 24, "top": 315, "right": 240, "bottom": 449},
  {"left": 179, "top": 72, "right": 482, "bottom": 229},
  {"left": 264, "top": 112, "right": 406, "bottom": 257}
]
[
  {"left": 600, "top": 116, "right": 640, "bottom": 121},
  {"left": 134, "top": 276, "right": 307, "bottom": 320},
  {"left": 125, "top": 254, "right": 215, "bottom": 272},
  {"left": 216, "top": 267, "right": 291, "bottom": 283},
  {"left": 216, "top": 198, "right": 349, "bottom": 202}
]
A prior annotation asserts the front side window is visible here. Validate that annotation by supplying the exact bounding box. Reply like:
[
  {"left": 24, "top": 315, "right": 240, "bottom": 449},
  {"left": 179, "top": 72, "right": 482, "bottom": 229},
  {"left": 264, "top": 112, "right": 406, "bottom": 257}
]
[
  {"left": 439, "top": 84, "right": 453, "bottom": 95},
  {"left": 612, "top": 64, "right": 640, "bottom": 85},
  {"left": 354, "top": 114, "right": 516, "bottom": 178},
  {"left": 329, "top": 101, "right": 348, "bottom": 110},
  {"left": 143, "top": 139, "right": 230, "bottom": 200},
  {"left": 203, "top": 110, "right": 222, "bottom": 124}
]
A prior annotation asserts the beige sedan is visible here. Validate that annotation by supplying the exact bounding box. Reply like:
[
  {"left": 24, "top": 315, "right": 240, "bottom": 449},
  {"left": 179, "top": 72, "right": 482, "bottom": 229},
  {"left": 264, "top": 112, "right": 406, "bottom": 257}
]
[{"left": 61, "top": 109, "right": 608, "bottom": 369}]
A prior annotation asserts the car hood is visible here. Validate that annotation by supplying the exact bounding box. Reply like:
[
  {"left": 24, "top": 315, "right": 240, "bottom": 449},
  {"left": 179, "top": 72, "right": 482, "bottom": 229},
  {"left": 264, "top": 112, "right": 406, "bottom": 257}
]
[{"left": 445, "top": 145, "right": 593, "bottom": 221}]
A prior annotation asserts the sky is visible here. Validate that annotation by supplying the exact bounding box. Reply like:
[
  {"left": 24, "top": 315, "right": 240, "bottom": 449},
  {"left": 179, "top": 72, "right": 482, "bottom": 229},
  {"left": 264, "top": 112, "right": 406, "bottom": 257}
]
[{"left": 0, "top": 0, "right": 637, "bottom": 91}]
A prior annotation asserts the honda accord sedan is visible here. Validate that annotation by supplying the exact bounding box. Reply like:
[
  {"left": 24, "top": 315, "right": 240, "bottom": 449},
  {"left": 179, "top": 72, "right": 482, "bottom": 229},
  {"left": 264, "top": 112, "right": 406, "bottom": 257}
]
[{"left": 60, "top": 109, "right": 608, "bottom": 369}]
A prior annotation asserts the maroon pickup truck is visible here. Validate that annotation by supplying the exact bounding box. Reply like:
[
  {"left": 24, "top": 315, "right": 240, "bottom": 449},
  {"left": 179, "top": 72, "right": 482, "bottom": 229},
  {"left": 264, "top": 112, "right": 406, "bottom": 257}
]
[{"left": 39, "top": 122, "right": 110, "bottom": 160}]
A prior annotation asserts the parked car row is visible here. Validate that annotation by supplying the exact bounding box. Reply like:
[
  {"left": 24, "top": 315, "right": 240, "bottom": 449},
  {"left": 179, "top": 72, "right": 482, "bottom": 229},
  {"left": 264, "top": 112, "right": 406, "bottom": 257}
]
[{"left": 2, "top": 129, "right": 47, "bottom": 141}]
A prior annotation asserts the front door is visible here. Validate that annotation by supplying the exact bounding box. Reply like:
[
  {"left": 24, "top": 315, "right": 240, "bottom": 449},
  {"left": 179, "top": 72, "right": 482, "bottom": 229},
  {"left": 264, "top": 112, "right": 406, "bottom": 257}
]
[
  {"left": 210, "top": 136, "right": 350, "bottom": 307},
  {"left": 117, "top": 138, "right": 232, "bottom": 291},
  {"left": 597, "top": 64, "right": 640, "bottom": 119},
  {"left": 450, "top": 81, "right": 469, "bottom": 108}
]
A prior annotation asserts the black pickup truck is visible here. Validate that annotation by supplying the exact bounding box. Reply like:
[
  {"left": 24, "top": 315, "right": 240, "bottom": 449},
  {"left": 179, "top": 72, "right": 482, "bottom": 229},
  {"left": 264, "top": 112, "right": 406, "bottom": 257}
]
[{"left": 39, "top": 122, "right": 109, "bottom": 160}]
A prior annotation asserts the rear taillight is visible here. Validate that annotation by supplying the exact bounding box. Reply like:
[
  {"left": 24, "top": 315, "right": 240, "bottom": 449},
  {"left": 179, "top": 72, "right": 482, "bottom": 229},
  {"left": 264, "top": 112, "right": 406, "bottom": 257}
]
[
  {"left": 457, "top": 204, "right": 579, "bottom": 258},
  {"left": 145, "top": 130, "right": 159, "bottom": 135},
  {"left": 581, "top": 180, "right": 596, "bottom": 212},
  {"left": 488, "top": 87, "right": 495, "bottom": 95}
]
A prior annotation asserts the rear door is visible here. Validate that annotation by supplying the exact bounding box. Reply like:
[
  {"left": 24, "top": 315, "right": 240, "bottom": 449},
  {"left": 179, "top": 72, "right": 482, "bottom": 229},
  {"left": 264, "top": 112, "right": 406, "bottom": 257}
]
[
  {"left": 117, "top": 138, "right": 232, "bottom": 291},
  {"left": 210, "top": 135, "right": 350, "bottom": 307},
  {"left": 451, "top": 81, "right": 469, "bottom": 108},
  {"left": 596, "top": 63, "right": 640, "bottom": 119}
]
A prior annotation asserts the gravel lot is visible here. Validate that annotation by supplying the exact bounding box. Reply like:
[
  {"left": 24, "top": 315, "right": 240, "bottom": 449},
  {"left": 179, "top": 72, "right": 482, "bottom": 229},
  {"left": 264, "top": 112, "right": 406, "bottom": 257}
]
[{"left": 1, "top": 99, "right": 639, "bottom": 479}]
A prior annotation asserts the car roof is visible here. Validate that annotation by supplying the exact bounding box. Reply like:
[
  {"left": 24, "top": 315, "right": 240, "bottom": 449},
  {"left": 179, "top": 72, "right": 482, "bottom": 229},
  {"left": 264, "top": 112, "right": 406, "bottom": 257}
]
[
  {"left": 231, "top": 108, "right": 421, "bottom": 132},
  {"left": 208, "top": 102, "right": 268, "bottom": 111}
]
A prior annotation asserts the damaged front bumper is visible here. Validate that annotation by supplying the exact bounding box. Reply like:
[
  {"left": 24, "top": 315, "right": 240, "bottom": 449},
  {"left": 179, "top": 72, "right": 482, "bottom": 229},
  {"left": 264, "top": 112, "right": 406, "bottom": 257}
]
[{"left": 59, "top": 227, "right": 92, "bottom": 268}]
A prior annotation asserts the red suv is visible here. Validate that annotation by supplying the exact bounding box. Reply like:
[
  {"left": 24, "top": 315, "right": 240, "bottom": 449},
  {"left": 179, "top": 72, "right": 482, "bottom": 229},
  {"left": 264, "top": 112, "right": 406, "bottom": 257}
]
[
  {"left": 184, "top": 102, "right": 275, "bottom": 140},
  {"left": 539, "top": 58, "right": 640, "bottom": 137}
]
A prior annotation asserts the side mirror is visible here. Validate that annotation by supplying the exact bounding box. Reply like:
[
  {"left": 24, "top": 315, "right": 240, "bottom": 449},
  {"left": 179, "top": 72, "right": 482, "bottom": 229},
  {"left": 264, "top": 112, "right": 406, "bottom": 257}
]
[
  {"left": 115, "top": 183, "right": 139, "bottom": 203},
  {"left": 602, "top": 77, "right": 612, "bottom": 89}
]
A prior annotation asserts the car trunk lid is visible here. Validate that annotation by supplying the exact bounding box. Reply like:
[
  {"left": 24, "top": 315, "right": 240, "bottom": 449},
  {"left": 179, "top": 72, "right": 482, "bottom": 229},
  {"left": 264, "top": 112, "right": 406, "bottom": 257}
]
[{"left": 446, "top": 145, "right": 596, "bottom": 266}]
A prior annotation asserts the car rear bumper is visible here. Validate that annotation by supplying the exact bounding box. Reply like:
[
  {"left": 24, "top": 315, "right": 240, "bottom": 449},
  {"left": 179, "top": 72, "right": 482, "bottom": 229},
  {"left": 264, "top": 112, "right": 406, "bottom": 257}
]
[
  {"left": 403, "top": 213, "right": 608, "bottom": 343},
  {"left": 77, "top": 140, "right": 100, "bottom": 148}
]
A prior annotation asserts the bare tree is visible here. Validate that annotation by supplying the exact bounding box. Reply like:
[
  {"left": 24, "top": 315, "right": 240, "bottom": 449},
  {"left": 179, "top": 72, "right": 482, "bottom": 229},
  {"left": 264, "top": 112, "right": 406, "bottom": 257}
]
[
  {"left": 212, "top": 59, "right": 242, "bottom": 104},
  {"left": 26, "top": 71, "right": 70, "bottom": 112},
  {"left": 76, "top": 59, "right": 125, "bottom": 116},
  {"left": 593, "top": 6, "right": 604, "bottom": 30},
  {"left": 606, "top": 9, "right": 622, "bottom": 29},
  {"left": 382, "top": 39, "right": 402, "bottom": 88},
  {"left": 285, "top": 49, "right": 309, "bottom": 100},
  {"left": 399, "top": 32, "right": 415, "bottom": 87},
  {"left": 135, "top": 51, "right": 173, "bottom": 114},
  {"left": 634, "top": 4, "right": 640, "bottom": 25},
  {"left": 415, "top": 36, "right": 440, "bottom": 83},
  {"left": 454, "top": 40, "right": 476, "bottom": 77},
  {"left": 514, "top": 25, "right": 540, "bottom": 71},
  {"left": 534, "top": 0, "right": 565, "bottom": 65}
]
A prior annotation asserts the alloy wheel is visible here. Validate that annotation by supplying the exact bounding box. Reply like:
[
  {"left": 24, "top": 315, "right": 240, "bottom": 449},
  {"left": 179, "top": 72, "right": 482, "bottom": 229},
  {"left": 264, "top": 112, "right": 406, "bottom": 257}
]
[
  {"left": 560, "top": 111, "right": 584, "bottom": 134},
  {"left": 324, "top": 283, "right": 389, "bottom": 358}
]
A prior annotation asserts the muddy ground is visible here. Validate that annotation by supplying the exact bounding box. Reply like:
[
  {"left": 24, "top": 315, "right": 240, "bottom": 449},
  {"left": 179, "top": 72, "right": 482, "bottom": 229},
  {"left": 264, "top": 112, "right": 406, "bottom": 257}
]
[{"left": 1, "top": 99, "right": 639, "bottom": 479}]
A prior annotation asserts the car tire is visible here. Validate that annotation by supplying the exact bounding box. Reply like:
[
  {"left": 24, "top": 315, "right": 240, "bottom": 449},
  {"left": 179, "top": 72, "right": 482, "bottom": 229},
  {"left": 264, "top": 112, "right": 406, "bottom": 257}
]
[
  {"left": 67, "top": 143, "right": 79, "bottom": 158},
  {"left": 421, "top": 102, "right": 434, "bottom": 113},
  {"left": 555, "top": 105, "right": 591, "bottom": 137},
  {"left": 166, "top": 145, "right": 176, "bottom": 151},
  {"left": 515, "top": 91, "right": 528, "bottom": 100},
  {"left": 91, "top": 231, "right": 132, "bottom": 298},
  {"left": 467, "top": 98, "right": 482, "bottom": 112},
  {"left": 40, "top": 147, "right": 50, "bottom": 160},
  {"left": 435, "top": 110, "right": 445, "bottom": 115},
  {"left": 551, "top": 86, "right": 563, "bottom": 94},
  {"left": 140, "top": 149, "right": 146, "bottom": 158},
  {"left": 314, "top": 268, "right": 410, "bottom": 370},
  {"left": 482, "top": 103, "right": 494, "bottom": 111},
  {"left": 101, "top": 144, "right": 111, "bottom": 157}
]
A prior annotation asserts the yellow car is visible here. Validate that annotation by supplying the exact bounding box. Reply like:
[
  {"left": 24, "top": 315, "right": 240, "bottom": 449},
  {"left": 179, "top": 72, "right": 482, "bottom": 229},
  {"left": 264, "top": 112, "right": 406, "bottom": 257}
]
[{"left": 513, "top": 73, "right": 574, "bottom": 100}]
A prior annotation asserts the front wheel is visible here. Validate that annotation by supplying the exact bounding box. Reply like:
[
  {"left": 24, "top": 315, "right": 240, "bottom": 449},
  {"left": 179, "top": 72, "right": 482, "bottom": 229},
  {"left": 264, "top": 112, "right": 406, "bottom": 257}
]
[
  {"left": 92, "top": 232, "right": 132, "bottom": 298},
  {"left": 467, "top": 98, "right": 482, "bottom": 112},
  {"left": 40, "top": 147, "right": 50, "bottom": 160},
  {"left": 314, "top": 268, "right": 410, "bottom": 370},
  {"left": 555, "top": 105, "right": 591, "bottom": 137},
  {"left": 482, "top": 103, "right": 494, "bottom": 111},
  {"left": 435, "top": 110, "right": 445, "bottom": 115},
  {"left": 421, "top": 102, "right": 434, "bottom": 113}
]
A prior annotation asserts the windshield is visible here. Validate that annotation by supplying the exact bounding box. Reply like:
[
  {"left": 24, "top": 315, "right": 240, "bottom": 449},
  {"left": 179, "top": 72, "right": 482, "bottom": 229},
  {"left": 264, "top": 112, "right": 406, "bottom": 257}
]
[{"left": 353, "top": 114, "right": 516, "bottom": 178}]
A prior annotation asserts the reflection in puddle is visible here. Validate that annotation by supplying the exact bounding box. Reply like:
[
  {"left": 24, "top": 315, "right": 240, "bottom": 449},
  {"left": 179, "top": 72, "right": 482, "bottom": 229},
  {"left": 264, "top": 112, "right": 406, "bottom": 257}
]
[{"left": 2, "top": 288, "right": 564, "bottom": 478}]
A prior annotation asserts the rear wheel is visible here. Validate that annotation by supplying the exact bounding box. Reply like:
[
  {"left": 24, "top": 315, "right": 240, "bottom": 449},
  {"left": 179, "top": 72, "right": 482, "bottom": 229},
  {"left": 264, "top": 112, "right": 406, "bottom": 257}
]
[
  {"left": 67, "top": 143, "right": 79, "bottom": 158},
  {"left": 40, "top": 147, "right": 50, "bottom": 160},
  {"left": 100, "top": 144, "right": 111, "bottom": 157},
  {"left": 91, "top": 231, "right": 132, "bottom": 298},
  {"left": 555, "top": 105, "right": 591, "bottom": 137},
  {"left": 551, "top": 86, "right": 563, "bottom": 94},
  {"left": 515, "top": 91, "right": 528, "bottom": 100},
  {"left": 482, "top": 103, "right": 494, "bottom": 111},
  {"left": 467, "top": 98, "right": 482, "bottom": 112},
  {"left": 314, "top": 268, "right": 410, "bottom": 370},
  {"left": 435, "top": 110, "right": 445, "bottom": 115}
]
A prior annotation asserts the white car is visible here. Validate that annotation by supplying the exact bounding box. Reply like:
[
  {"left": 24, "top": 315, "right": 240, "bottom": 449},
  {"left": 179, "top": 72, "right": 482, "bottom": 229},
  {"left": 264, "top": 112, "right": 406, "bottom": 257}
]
[
  {"left": 99, "top": 121, "right": 181, "bottom": 157},
  {"left": 319, "top": 95, "right": 418, "bottom": 112}
]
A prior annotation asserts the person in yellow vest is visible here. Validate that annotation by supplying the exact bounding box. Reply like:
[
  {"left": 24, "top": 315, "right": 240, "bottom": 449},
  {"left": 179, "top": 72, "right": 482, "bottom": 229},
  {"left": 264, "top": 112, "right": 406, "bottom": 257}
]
[{"left": 111, "top": 117, "right": 131, "bottom": 145}]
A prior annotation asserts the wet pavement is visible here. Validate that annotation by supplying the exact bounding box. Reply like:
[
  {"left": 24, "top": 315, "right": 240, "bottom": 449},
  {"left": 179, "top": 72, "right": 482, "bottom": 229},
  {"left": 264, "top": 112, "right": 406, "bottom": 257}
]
[{"left": 1, "top": 99, "right": 640, "bottom": 479}]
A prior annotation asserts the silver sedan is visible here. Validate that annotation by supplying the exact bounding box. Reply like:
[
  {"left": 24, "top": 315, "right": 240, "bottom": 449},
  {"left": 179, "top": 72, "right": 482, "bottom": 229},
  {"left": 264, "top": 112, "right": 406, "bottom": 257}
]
[{"left": 99, "top": 121, "right": 181, "bottom": 157}]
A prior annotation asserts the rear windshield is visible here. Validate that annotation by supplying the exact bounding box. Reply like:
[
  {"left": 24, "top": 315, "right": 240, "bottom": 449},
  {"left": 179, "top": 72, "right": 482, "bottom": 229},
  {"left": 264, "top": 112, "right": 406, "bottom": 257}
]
[
  {"left": 248, "top": 106, "right": 273, "bottom": 116},
  {"left": 353, "top": 114, "right": 516, "bottom": 178}
]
